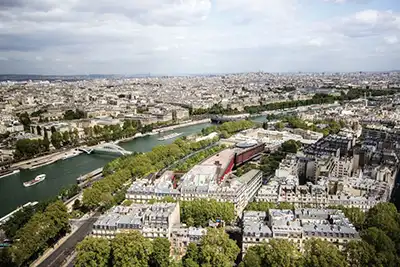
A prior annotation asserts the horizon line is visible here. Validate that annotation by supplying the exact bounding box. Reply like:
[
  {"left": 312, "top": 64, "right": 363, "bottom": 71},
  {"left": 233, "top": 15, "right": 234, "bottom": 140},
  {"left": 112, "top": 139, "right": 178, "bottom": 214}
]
[{"left": 1, "top": 70, "right": 400, "bottom": 77}]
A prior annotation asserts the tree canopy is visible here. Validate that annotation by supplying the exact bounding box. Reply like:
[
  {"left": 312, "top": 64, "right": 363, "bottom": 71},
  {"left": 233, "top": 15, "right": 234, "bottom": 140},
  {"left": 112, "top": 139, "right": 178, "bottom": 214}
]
[
  {"left": 14, "top": 138, "right": 50, "bottom": 160},
  {"left": 150, "top": 237, "right": 171, "bottom": 267},
  {"left": 303, "top": 239, "right": 347, "bottom": 267},
  {"left": 75, "top": 237, "right": 111, "bottom": 267},
  {"left": 241, "top": 239, "right": 302, "bottom": 267},
  {"left": 111, "top": 232, "right": 153, "bottom": 267},
  {"left": 201, "top": 120, "right": 255, "bottom": 138},
  {"left": 183, "top": 228, "right": 240, "bottom": 267},
  {"left": 63, "top": 109, "right": 85, "bottom": 120},
  {"left": 10, "top": 201, "right": 69, "bottom": 266},
  {"left": 75, "top": 232, "right": 171, "bottom": 267},
  {"left": 281, "top": 140, "right": 301, "bottom": 153},
  {"left": 181, "top": 199, "right": 235, "bottom": 227}
]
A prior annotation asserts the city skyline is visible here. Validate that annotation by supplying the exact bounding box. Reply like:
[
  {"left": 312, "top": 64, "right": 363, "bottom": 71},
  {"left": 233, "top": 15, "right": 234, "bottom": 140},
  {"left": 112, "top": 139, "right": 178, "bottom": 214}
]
[{"left": 1, "top": 0, "right": 400, "bottom": 75}]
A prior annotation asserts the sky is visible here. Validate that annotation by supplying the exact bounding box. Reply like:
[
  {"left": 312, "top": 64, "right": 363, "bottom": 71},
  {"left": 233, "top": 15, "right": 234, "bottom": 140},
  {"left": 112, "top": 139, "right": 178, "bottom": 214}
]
[{"left": 0, "top": 0, "right": 399, "bottom": 75}]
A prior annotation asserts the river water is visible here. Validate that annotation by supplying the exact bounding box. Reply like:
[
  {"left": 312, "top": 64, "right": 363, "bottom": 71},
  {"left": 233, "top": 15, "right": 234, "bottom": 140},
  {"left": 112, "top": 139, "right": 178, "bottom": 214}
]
[{"left": 0, "top": 117, "right": 267, "bottom": 217}]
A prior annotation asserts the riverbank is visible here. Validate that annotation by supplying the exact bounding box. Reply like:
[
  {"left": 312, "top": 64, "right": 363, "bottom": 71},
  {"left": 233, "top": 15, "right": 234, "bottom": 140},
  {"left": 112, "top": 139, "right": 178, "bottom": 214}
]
[
  {"left": 115, "top": 118, "right": 211, "bottom": 144},
  {"left": 114, "top": 132, "right": 157, "bottom": 144},
  {"left": 155, "top": 118, "right": 211, "bottom": 133},
  {"left": 12, "top": 149, "right": 82, "bottom": 170}
]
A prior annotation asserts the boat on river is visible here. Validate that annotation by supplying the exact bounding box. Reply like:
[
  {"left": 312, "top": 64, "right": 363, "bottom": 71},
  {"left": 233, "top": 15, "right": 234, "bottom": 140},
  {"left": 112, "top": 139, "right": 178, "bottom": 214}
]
[
  {"left": 23, "top": 174, "right": 46, "bottom": 187},
  {"left": 157, "top": 132, "right": 182, "bottom": 141},
  {"left": 62, "top": 151, "right": 79, "bottom": 160},
  {"left": 0, "top": 169, "right": 20, "bottom": 179}
]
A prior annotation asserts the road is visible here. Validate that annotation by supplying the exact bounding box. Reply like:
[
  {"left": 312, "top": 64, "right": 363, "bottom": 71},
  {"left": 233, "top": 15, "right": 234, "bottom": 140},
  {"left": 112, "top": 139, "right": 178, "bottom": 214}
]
[{"left": 37, "top": 213, "right": 99, "bottom": 267}]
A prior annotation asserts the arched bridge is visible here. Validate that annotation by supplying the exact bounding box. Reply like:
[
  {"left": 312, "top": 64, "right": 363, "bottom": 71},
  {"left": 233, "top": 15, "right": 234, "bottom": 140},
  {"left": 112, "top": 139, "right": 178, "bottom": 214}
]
[
  {"left": 79, "top": 143, "right": 132, "bottom": 156},
  {"left": 77, "top": 147, "right": 93, "bottom": 154}
]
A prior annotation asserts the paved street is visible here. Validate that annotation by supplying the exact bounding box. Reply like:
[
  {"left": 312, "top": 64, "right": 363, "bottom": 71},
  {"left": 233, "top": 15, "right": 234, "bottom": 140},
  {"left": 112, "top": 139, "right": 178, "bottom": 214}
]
[{"left": 37, "top": 213, "right": 99, "bottom": 267}]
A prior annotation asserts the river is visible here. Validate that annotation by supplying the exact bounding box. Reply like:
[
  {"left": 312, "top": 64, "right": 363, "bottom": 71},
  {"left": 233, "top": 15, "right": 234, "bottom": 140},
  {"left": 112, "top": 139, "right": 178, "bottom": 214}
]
[
  {"left": 0, "top": 122, "right": 219, "bottom": 217},
  {"left": 0, "top": 116, "right": 267, "bottom": 217}
]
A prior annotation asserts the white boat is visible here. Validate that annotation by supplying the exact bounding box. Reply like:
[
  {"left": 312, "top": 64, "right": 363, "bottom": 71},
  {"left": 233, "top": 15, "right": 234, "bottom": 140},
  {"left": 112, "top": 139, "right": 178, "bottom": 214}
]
[
  {"left": 0, "top": 201, "right": 38, "bottom": 225},
  {"left": 23, "top": 174, "right": 46, "bottom": 187},
  {"left": 0, "top": 169, "right": 20, "bottom": 179},
  {"left": 62, "top": 152, "right": 77, "bottom": 160},
  {"left": 157, "top": 132, "right": 182, "bottom": 141}
]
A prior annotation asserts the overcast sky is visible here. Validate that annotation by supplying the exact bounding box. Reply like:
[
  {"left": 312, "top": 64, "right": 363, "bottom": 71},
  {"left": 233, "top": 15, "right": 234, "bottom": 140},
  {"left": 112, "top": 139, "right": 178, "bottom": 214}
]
[{"left": 0, "top": 0, "right": 399, "bottom": 75}]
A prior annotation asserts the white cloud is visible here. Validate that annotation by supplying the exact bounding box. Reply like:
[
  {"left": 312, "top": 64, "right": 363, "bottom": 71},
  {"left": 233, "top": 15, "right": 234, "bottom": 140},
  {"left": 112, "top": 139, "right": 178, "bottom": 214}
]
[
  {"left": 308, "top": 38, "right": 324, "bottom": 47},
  {"left": 354, "top": 9, "right": 380, "bottom": 23},
  {"left": 384, "top": 35, "right": 398, "bottom": 44}
]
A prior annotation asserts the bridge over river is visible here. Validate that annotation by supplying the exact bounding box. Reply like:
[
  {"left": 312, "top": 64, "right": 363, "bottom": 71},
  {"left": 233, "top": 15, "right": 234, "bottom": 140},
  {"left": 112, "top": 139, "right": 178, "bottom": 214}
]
[{"left": 78, "top": 142, "right": 132, "bottom": 156}]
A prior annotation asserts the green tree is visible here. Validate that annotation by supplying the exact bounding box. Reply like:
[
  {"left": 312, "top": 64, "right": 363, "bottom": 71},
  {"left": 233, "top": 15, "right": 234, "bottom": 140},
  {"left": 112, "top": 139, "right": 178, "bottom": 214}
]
[
  {"left": 75, "top": 237, "right": 111, "bottom": 267},
  {"left": 18, "top": 112, "right": 31, "bottom": 130},
  {"left": 111, "top": 231, "right": 152, "bottom": 267},
  {"left": 281, "top": 140, "right": 299, "bottom": 153},
  {"left": 303, "top": 239, "right": 347, "bottom": 267},
  {"left": 183, "top": 243, "right": 200, "bottom": 267},
  {"left": 262, "top": 239, "right": 301, "bottom": 267},
  {"left": 0, "top": 248, "right": 15, "bottom": 267},
  {"left": 333, "top": 206, "right": 365, "bottom": 230},
  {"left": 62, "top": 131, "right": 70, "bottom": 145},
  {"left": 364, "top": 202, "right": 400, "bottom": 235},
  {"left": 82, "top": 187, "right": 102, "bottom": 209},
  {"left": 1, "top": 205, "right": 36, "bottom": 239},
  {"left": 275, "top": 121, "right": 284, "bottom": 130},
  {"left": 72, "top": 199, "right": 81, "bottom": 210},
  {"left": 42, "top": 136, "right": 50, "bottom": 151},
  {"left": 64, "top": 109, "right": 85, "bottom": 120},
  {"left": 14, "top": 139, "right": 40, "bottom": 159},
  {"left": 344, "top": 240, "right": 376, "bottom": 267},
  {"left": 181, "top": 199, "right": 235, "bottom": 227},
  {"left": 10, "top": 201, "right": 69, "bottom": 266},
  {"left": 45, "top": 200, "right": 70, "bottom": 234},
  {"left": 220, "top": 130, "right": 230, "bottom": 139},
  {"left": 240, "top": 246, "right": 262, "bottom": 267},
  {"left": 242, "top": 240, "right": 301, "bottom": 267},
  {"left": 51, "top": 131, "right": 63, "bottom": 149},
  {"left": 198, "top": 228, "right": 240, "bottom": 267},
  {"left": 361, "top": 227, "right": 397, "bottom": 266},
  {"left": 150, "top": 238, "right": 170, "bottom": 267}
]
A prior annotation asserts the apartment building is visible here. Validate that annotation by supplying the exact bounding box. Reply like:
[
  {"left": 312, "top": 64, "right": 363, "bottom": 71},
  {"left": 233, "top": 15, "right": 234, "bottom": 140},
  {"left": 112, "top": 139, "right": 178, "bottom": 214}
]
[
  {"left": 170, "top": 226, "right": 207, "bottom": 258},
  {"left": 92, "top": 202, "right": 207, "bottom": 257},
  {"left": 304, "top": 134, "right": 355, "bottom": 157},
  {"left": 92, "top": 202, "right": 181, "bottom": 239},
  {"left": 256, "top": 152, "right": 395, "bottom": 211},
  {"left": 242, "top": 208, "right": 359, "bottom": 255}
]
